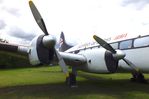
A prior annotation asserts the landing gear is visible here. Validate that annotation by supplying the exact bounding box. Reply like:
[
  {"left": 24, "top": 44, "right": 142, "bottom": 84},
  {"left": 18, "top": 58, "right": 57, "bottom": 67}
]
[
  {"left": 66, "top": 73, "right": 77, "bottom": 88},
  {"left": 65, "top": 66, "right": 78, "bottom": 88},
  {"left": 122, "top": 58, "right": 148, "bottom": 84},
  {"left": 130, "top": 71, "right": 148, "bottom": 84}
]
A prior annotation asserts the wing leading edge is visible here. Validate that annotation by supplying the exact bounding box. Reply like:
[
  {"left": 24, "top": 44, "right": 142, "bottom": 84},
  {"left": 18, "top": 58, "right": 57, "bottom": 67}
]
[{"left": 0, "top": 42, "right": 29, "bottom": 55}]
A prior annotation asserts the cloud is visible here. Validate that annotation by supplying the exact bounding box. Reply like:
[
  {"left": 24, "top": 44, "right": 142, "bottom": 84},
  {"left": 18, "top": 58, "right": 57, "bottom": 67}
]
[
  {"left": 0, "top": 0, "right": 149, "bottom": 45},
  {"left": 0, "top": 0, "right": 21, "bottom": 17},
  {"left": 0, "top": 0, "right": 37, "bottom": 43},
  {"left": 0, "top": 0, "right": 3, "bottom": 3},
  {"left": 8, "top": 27, "right": 36, "bottom": 41},
  {"left": 1, "top": 7, "right": 20, "bottom": 17},
  {"left": 122, "top": 0, "right": 149, "bottom": 9},
  {"left": 0, "top": 20, "right": 6, "bottom": 29}
]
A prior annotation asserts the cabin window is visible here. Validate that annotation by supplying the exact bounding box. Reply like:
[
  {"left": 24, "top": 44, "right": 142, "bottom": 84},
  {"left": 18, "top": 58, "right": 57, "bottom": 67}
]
[
  {"left": 119, "top": 40, "right": 133, "bottom": 49},
  {"left": 134, "top": 36, "right": 149, "bottom": 48},
  {"left": 110, "top": 43, "right": 118, "bottom": 49},
  {"left": 74, "top": 50, "right": 80, "bottom": 54}
]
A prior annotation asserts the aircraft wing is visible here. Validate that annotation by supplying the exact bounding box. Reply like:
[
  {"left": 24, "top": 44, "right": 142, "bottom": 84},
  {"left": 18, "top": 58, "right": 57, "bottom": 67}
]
[
  {"left": 0, "top": 42, "right": 29, "bottom": 55},
  {"left": 0, "top": 42, "right": 87, "bottom": 66}
]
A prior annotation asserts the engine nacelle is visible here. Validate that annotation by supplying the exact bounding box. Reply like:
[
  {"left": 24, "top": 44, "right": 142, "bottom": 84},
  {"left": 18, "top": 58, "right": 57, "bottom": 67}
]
[
  {"left": 29, "top": 35, "right": 55, "bottom": 65},
  {"left": 79, "top": 48, "right": 118, "bottom": 73}
]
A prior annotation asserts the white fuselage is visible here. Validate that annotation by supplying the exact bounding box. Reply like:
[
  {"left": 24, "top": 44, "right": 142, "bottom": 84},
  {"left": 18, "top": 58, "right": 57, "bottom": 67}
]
[
  {"left": 65, "top": 34, "right": 149, "bottom": 73},
  {"left": 118, "top": 47, "right": 149, "bottom": 72}
]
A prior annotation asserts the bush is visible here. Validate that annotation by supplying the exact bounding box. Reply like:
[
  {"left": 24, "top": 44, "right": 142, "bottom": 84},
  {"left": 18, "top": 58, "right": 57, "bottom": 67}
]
[{"left": 0, "top": 51, "right": 31, "bottom": 69}]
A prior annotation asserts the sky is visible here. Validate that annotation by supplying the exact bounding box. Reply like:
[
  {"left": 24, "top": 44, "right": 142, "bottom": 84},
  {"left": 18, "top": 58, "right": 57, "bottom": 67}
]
[{"left": 0, "top": 0, "right": 149, "bottom": 45}]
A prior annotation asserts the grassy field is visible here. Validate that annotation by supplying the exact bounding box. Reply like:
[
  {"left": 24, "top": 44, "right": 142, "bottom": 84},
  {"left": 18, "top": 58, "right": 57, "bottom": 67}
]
[{"left": 0, "top": 66, "right": 149, "bottom": 99}]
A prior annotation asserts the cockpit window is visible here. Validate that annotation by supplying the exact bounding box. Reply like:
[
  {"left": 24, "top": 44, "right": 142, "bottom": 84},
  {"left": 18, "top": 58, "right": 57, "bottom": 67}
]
[
  {"left": 134, "top": 36, "right": 149, "bottom": 48},
  {"left": 119, "top": 40, "right": 133, "bottom": 49}
]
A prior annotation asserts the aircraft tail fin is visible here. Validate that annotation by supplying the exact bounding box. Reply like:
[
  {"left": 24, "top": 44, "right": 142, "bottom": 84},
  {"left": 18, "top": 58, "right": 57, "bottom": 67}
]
[{"left": 59, "top": 32, "right": 73, "bottom": 52}]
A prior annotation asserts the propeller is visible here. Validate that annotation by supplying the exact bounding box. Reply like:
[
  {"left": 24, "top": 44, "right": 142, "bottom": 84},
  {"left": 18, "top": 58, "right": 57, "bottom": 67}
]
[
  {"left": 93, "top": 35, "right": 140, "bottom": 73},
  {"left": 29, "top": 0, "right": 69, "bottom": 77},
  {"left": 93, "top": 35, "right": 116, "bottom": 54},
  {"left": 29, "top": 0, "right": 48, "bottom": 35}
]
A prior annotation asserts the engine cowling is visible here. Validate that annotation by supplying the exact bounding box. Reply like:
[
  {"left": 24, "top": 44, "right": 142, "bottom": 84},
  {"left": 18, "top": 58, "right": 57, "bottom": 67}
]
[
  {"left": 28, "top": 35, "right": 55, "bottom": 65},
  {"left": 79, "top": 48, "right": 118, "bottom": 73}
]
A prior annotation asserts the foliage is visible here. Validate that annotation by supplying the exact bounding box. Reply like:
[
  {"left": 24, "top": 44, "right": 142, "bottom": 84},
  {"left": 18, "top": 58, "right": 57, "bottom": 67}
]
[{"left": 0, "top": 51, "right": 31, "bottom": 68}]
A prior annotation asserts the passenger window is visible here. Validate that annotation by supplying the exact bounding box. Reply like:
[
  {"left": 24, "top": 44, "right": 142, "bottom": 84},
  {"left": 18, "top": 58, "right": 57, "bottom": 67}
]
[
  {"left": 110, "top": 43, "right": 118, "bottom": 49},
  {"left": 74, "top": 50, "right": 80, "bottom": 54},
  {"left": 134, "top": 36, "right": 149, "bottom": 47},
  {"left": 119, "top": 40, "right": 132, "bottom": 49}
]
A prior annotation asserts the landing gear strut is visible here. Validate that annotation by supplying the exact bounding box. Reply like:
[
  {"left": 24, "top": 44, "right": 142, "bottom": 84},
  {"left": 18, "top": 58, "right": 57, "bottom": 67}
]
[
  {"left": 66, "top": 73, "right": 77, "bottom": 88},
  {"left": 66, "top": 66, "right": 78, "bottom": 88},
  {"left": 130, "top": 71, "right": 148, "bottom": 84}
]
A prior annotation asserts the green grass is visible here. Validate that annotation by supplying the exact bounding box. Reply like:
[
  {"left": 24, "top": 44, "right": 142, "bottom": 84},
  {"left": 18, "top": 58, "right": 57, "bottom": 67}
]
[{"left": 0, "top": 66, "right": 149, "bottom": 99}]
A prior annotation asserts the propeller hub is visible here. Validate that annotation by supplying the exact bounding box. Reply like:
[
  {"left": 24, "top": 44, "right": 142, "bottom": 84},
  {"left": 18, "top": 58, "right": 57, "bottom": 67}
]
[
  {"left": 113, "top": 50, "right": 126, "bottom": 60},
  {"left": 42, "top": 35, "right": 56, "bottom": 49}
]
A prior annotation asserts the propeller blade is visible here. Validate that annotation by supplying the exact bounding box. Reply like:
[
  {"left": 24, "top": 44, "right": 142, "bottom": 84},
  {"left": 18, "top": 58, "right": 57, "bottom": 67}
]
[
  {"left": 123, "top": 58, "right": 140, "bottom": 72},
  {"left": 29, "top": 0, "right": 48, "bottom": 35},
  {"left": 93, "top": 35, "right": 116, "bottom": 54},
  {"left": 55, "top": 49, "right": 69, "bottom": 77}
]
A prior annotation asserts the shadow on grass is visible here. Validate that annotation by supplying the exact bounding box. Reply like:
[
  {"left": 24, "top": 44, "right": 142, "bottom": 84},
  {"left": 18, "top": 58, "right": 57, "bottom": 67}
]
[{"left": 0, "top": 76, "right": 149, "bottom": 99}]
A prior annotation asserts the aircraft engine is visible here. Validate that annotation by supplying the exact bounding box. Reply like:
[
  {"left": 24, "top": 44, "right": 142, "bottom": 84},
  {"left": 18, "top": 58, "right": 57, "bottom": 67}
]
[
  {"left": 79, "top": 48, "right": 118, "bottom": 73},
  {"left": 29, "top": 35, "right": 55, "bottom": 65}
]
